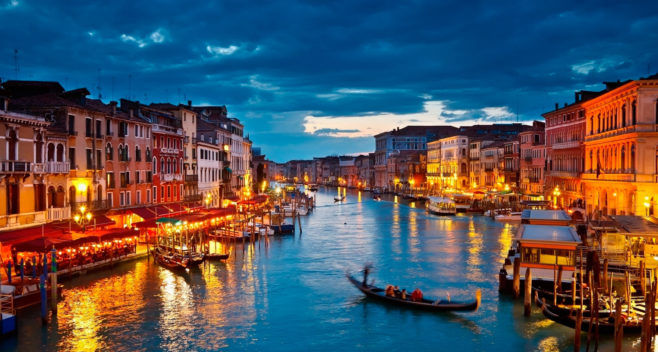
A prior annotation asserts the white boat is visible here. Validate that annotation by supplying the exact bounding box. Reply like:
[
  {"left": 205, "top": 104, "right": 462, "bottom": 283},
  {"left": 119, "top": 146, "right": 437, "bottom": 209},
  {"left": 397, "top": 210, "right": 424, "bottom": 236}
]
[
  {"left": 495, "top": 212, "right": 523, "bottom": 222},
  {"left": 450, "top": 194, "right": 472, "bottom": 213},
  {"left": 427, "top": 196, "right": 456, "bottom": 215}
]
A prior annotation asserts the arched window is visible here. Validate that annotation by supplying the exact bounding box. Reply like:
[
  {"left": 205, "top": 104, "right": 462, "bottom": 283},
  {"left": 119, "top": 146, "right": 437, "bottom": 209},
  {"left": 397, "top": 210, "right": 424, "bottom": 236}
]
[
  {"left": 160, "top": 158, "right": 165, "bottom": 174},
  {"left": 56, "top": 144, "right": 64, "bottom": 162},
  {"left": 631, "top": 144, "right": 636, "bottom": 171},
  {"left": 106, "top": 143, "right": 113, "bottom": 161},
  {"left": 597, "top": 114, "right": 601, "bottom": 133},
  {"left": 153, "top": 157, "right": 157, "bottom": 174},
  {"left": 621, "top": 147, "right": 626, "bottom": 172},
  {"left": 590, "top": 117, "right": 594, "bottom": 135},
  {"left": 145, "top": 147, "right": 151, "bottom": 160},
  {"left": 632, "top": 101, "right": 637, "bottom": 125},
  {"left": 47, "top": 143, "right": 56, "bottom": 162},
  {"left": 135, "top": 145, "right": 141, "bottom": 162},
  {"left": 622, "top": 104, "right": 627, "bottom": 127}
]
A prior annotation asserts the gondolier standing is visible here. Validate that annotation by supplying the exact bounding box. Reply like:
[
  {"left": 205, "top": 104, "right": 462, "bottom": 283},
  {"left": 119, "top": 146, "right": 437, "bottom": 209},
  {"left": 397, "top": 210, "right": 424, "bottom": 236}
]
[{"left": 362, "top": 266, "right": 370, "bottom": 287}]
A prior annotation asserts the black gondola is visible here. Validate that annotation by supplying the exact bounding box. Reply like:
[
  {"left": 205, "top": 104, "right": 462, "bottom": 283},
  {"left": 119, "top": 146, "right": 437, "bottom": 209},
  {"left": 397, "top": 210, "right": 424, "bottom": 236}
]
[
  {"left": 334, "top": 196, "right": 345, "bottom": 202},
  {"left": 205, "top": 253, "right": 230, "bottom": 261},
  {"left": 537, "top": 297, "right": 641, "bottom": 334},
  {"left": 346, "top": 274, "right": 480, "bottom": 312}
]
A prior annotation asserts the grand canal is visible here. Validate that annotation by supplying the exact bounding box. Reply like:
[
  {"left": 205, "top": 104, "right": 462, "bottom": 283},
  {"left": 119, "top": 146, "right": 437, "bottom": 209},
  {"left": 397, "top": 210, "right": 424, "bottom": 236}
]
[{"left": 0, "top": 188, "right": 642, "bottom": 351}]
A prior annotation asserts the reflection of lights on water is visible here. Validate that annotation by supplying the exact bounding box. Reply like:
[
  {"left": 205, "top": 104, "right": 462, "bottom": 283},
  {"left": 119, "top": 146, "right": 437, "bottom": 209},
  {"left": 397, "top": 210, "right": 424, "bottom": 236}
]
[
  {"left": 394, "top": 195, "right": 398, "bottom": 203},
  {"left": 358, "top": 191, "right": 361, "bottom": 202},
  {"left": 536, "top": 336, "right": 560, "bottom": 352},
  {"left": 499, "top": 223, "right": 514, "bottom": 260},
  {"left": 410, "top": 201, "right": 415, "bottom": 208}
]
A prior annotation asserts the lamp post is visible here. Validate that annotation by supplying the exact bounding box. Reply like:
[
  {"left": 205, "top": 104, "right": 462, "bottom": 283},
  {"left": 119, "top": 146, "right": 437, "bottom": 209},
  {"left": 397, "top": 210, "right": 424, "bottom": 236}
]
[
  {"left": 644, "top": 196, "right": 650, "bottom": 217},
  {"left": 552, "top": 185, "right": 561, "bottom": 209},
  {"left": 73, "top": 205, "right": 93, "bottom": 233}
]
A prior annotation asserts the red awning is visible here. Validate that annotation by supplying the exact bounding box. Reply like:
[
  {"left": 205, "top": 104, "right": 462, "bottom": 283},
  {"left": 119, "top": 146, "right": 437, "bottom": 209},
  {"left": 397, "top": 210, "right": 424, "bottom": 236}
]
[
  {"left": 0, "top": 225, "right": 69, "bottom": 246},
  {"left": 133, "top": 219, "right": 157, "bottom": 228},
  {"left": 128, "top": 207, "right": 157, "bottom": 220},
  {"left": 91, "top": 214, "right": 115, "bottom": 227},
  {"left": 100, "top": 229, "right": 138, "bottom": 242},
  {"left": 13, "top": 237, "right": 72, "bottom": 253},
  {"left": 150, "top": 206, "right": 171, "bottom": 217},
  {"left": 166, "top": 203, "right": 184, "bottom": 214}
]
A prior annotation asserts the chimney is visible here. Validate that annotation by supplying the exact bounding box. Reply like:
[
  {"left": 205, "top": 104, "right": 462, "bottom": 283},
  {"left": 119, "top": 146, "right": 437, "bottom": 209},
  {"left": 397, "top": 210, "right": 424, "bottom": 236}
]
[
  {"left": 555, "top": 103, "right": 559, "bottom": 111},
  {"left": 109, "top": 101, "right": 117, "bottom": 116},
  {"left": 3, "top": 97, "right": 7, "bottom": 112},
  {"left": 129, "top": 109, "right": 133, "bottom": 118},
  {"left": 188, "top": 100, "right": 192, "bottom": 107}
]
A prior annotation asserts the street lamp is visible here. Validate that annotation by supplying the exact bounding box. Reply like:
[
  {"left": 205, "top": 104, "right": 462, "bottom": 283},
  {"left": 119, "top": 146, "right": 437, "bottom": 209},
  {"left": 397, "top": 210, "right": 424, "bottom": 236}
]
[
  {"left": 552, "top": 186, "right": 561, "bottom": 209},
  {"left": 644, "top": 196, "right": 650, "bottom": 217},
  {"left": 205, "top": 193, "right": 212, "bottom": 208},
  {"left": 73, "top": 205, "right": 93, "bottom": 233}
]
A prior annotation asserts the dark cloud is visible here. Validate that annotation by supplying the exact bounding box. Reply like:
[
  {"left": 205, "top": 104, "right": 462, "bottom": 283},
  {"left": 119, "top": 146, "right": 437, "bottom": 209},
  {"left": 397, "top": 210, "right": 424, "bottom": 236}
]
[
  {"left": 1, "top": 0, "right": 657, "bottom": 160},
  {"left": 312, "top": 128, "right": 360, "bottom": 136}
]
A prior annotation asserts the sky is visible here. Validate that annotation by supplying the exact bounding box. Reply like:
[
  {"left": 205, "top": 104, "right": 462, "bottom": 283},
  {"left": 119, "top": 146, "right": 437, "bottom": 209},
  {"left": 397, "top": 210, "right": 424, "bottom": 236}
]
[{"left": 1, "top": 0, "right": 657, "bottom": 162}]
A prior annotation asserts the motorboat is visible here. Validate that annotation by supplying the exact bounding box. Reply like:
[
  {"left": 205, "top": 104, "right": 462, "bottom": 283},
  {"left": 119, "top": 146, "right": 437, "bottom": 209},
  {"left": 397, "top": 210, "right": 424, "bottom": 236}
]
[{"left": 427, "top": 196, "right": 456, "bottom": 215}]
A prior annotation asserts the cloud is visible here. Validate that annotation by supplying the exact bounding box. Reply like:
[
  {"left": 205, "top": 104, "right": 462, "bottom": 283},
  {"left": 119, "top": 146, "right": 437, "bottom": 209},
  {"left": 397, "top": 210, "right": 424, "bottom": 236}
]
[
  {"left": 303, "top": 100, "right": 518, "bottom": 138},
  {"left": 206, "top": 44, "right": 239, "bottom": 56},
  {"left": 120, "top": 28, "right": 167, "bottom": 48},
  {"left": 571, "top": 58, "right": 626, "bottom": 75}
]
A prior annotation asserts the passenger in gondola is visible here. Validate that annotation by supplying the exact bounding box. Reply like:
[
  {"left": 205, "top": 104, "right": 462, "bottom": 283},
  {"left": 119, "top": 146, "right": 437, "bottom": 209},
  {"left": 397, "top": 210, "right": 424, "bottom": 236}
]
[
  {"left": 394, "top": 285, "right": 401, "bottom": 298},
  {"left": 411, "top": 288, "right": 423, "bottom": 302},
  {"left": 400, "top": 289, "right": 407, "bottom": 300},
  {"left": 385, "top": 285, "right": 395, "bottom": 297}
]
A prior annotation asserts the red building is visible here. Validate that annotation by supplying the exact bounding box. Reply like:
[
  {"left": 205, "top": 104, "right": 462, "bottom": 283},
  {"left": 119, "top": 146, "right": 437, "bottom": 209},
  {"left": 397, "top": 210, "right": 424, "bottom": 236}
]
[
  {"left": 123, "top": 100, "right": 184, "bottom": 204},
  {"left": 543, "top": 92, "right": 599, "bottom": 208}
]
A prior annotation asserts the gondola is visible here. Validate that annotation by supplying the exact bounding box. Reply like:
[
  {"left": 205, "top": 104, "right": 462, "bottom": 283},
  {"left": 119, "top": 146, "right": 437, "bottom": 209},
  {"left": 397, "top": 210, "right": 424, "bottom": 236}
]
[
  {"left": 373, "top": 195, "right": 382, "bottom": 201},
  {"left": 334, "top": 196, "right": 345, "bottom": 202},
  {"left": 346, "top": 274, "right": 481, "bottom": 312},
  {"left": 153, "top": 248, "right": 189, "bottom": 271},
  {"left": 537, "top": 297, "right": 641, "bottom": 334},
  {"left": 205, "top": 253, "right": 230, "bottom": 261}
]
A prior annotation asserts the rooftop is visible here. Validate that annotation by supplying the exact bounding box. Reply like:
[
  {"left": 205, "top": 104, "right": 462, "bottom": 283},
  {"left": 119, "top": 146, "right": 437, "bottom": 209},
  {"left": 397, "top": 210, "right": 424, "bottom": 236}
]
[
  {"left": 521, "top": 209, "right": 571, "bottom": 221},
  {"left": 519, "top": 225, "right": 580, "bottom": 245}
]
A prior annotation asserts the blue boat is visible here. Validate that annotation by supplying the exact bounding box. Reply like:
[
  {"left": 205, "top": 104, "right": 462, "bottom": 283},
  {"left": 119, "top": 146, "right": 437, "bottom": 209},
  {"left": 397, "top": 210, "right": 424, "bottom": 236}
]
[{"left": 0, "top": 293, "right": 16, "bottom": 336}]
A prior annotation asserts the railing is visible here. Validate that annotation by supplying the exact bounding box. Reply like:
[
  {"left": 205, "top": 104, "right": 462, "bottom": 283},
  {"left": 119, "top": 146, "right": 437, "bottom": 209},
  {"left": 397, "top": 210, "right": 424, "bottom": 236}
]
[
  {"left": 174, "top": 174, "right": 183, "bottom": 181},
  {"left": 185, "top": 175, "right": 199, "bottom": 182},
  {"left": 0, "top": 210, "right": 47, "bottom": 228},
  {"left": 582, "top": 172, "right": 636, "bottom": 182},
  {"left": 552, "top": 140, "right": 580, "bottom": 150},
  {"left": 44, "top": 161, "right": 70, "bottom": 173},
  {"left": 585, "top": 124, "right": 658, "bottom": 142},
  {"left": 105, "top": 130, "right": 114, "bottom": 138},
  {"left": 47, "top": 206, "right": 70, "bottom": 221},
  {"left": 184, "top": 194, "right": 202, "bottom": 202},
  {"left": 162, "top": 174, "right": 174, "bottom": 182},
  {"left": 549, "top": 170, "right": 580, "bottom": 178},
  {"left": 0, "top": 161, "right": 30, "bottom": 173}
]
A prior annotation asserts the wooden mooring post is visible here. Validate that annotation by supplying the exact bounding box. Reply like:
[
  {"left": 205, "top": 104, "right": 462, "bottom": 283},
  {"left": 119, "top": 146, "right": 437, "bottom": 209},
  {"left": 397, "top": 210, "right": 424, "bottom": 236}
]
[
  {"left": 614, "top": 300, "right": 623, "bottom": 352},
  {"left": 512, "top": 258, "right": 521, "bottom": 298},
  {"left": 524, "top": 268, "right": 532, "bottom": 316}
]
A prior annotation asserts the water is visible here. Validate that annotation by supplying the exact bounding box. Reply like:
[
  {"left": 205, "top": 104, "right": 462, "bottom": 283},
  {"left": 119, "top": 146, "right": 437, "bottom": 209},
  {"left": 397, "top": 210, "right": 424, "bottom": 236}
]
[{"left": 1, "top": 188, "right": 645, "bottom": 351}]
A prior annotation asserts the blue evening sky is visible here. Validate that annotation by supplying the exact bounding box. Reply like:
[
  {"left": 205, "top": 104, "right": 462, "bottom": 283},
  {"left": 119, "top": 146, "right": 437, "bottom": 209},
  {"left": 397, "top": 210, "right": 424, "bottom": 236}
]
[{"left": 1, "top": 0, "right": 657, "bottom": 162}]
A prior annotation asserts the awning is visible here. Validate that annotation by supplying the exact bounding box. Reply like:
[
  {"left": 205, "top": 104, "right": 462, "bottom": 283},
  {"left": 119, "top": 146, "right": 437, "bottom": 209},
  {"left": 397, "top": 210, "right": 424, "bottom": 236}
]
[
  {"left": 166, "top": 203, "right": 184, "bottom": 214},
  {"left": 100, "top": 229, "right": 138, "bottom": 242},
  {"left": 150, "top": 206, "right": 171, "bottom": 217},
  {"left": 91, "top": 214, "right": 115, "bottom": 227},
  {"left": 0, "top": 225, "right": 68, "bottom": 246},
  {"left": 128, "top": 207, "right": 157, "bottom": 221},
  {"left": 224, "top": 167, "right": 232, "bottom": 173},
  {"left": 156, "top": 217, "right": 181, "bottom": 225},
  {"left": 70, "top": 235, "right": 101, "bottom": 246},
  {"left": 13, "top": 237, "right": 72, "bottom": 253}
]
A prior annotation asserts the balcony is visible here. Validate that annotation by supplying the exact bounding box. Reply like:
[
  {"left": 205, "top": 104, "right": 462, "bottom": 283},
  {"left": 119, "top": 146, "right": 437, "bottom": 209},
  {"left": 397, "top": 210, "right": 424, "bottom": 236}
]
[
  {"left": 185, "top": 175, "right": 199, "bottom": 182},
  {"left": 552, "top": 140, "right": 580, "bottom": 150},
  {"left": 0, "top": 210, "right": 47, "bottom": 229},
  {"left": 0, "top": 161, "right": 31, "bottom": 173},
  {"left": 549, "top": 170, "right": 580, "bottom": 178},
  {"left": 585, "top": 124, "right": 658, "bottom": 143},
  {"left": 34, "top": 161, "right": 70, "bottom": 174},
  {"left": 105, "top": 130, "right": 114, "bottom": 138},
  {"left": 47, "top": 206, "right": 71, "bottom": 222},
  {"left": 174, "top": 174, "right": 183, "bottom": 181},
  {"left": 582, "top": 172, "right": 636, "bottom": 182},
  {"left": 162, "top": 174, "right": 174, "bottom": 182}
]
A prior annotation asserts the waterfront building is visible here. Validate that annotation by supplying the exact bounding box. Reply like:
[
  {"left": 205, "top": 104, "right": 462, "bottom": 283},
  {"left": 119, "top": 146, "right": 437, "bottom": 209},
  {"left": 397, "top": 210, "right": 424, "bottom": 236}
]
[
  {"left": 503, "top": 140, "right": 520, "bottom": 191},
  {"left": 373, "top": 126, "right": 457, "bottom": 189},
  {"left": 480, "top": 141, "right": 505, "bottom": 190},
  {"left": 543, "top": 94, "right": 593, "bottom": 208},
  {"left": 438, "top": 135, "right": 469, "bottom": 190},
  {"left": 4, "top": 82, "right": 109, "bottom": 216},
  {"left": 468, "top": 139, "right": 495, "bottom": 190},
  {"left": 339, "top": 156, "right": 357, "bottom": 187},
  {"left": 519, "top": 121, "right": 545, "bottom": 199},
  {"left": 355, "top": 154, "right": 375, "bottom": 189},
  {"left": 426, "top": 139, "right": 441, "bottom": 194},
  {"left": 104, "top": 101, "right": 153, "bottom": 219},
  {"left": 127, "top": 101, "right": 184, "bottom": 204},
  {"left": 582, "top": 75, "right": 658, "bottom": 217}
]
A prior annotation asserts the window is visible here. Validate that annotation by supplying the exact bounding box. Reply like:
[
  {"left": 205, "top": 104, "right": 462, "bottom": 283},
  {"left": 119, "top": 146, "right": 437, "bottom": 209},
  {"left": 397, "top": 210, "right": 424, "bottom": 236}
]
[
  {"left": 126, "top": 191, "right": 131, "bottom": 206},
  {"left": 120, "top": 172, "right": 127, "bottom": 188},
  {"left": 146, "top": 147, "right": 151, "bottom": 160},
  {"left": 632, "top": 101, "right": 637, "bottom": 125},
  {"left": 146, "top": 189, "right": 151, "bottom": 203},
  {"left": 68, "top": 115, "right": 75, "bottom": 134},
  {"left": 135, "top": 146, "right": 141, "bottom": 162},
  {"left": 69, "top": 147, "right": 76, "bottom": 168},
  {"left": 167, "top": 185, "right": 171, "bottom": 198},
  {"left": 135, "top": 125, "right": 139, "bottom": 137},
  {"left": 153, "top": 157, "right": 157, "bottom": 174},
  {"left": 119, "top": 192, "right": 125, "bottom": 206},
  {"left": 106, "top": 143, "right": 113, "bottom": 161},
  {"left": 135, "top": 171, "right": 140, "bottom": 184},
  {"left": 146, "top": 171, "right": 152, "bottom": 183},
  {"left": 86, "top": 149, "right": 93, "bottom": 169},
  {"left": 192, "top": 148, "right": 196, "bottom": 159},
  {"left": 106, "top": 119, "right": 111, "bottom": 135},
  {"left": 161, "top": 186, "right": 165, "bottom": 201},
  {"left": 96, "top": 119, "right": 102, "bottom": 137},
  {"left": 107, "top": 193, "right": 113, "bottom": 208},
  {"left": 85, "top": 118, "right": 92, "bottom": 137},
  {"left": 107, "top": 172, "right": 115, "bottom": 188},
  {"left": 152, "top": 186, "right": 157, "bottom": 202},
  {"left": 136, "top": 190, "right": 141, "bottom": 205}
]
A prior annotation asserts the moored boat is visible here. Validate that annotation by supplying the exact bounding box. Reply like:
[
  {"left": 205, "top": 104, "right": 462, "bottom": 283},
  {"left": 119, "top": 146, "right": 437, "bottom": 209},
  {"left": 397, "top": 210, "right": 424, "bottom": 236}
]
[
  {"left": 334, "top": 196, "right": 345, "bottom": 202},
  {"left": 346, "top": 274, "right": 480, "bottom": 312},
  {"left": 427, "top": 196, "right": 456, "bottom": 216},
  {"left": 205, "top": 253, "right": 230, "bottom": 261},
  {"left": 538, "top": 297, "right": 640, "bottom": 334},
  {"left": 495, "top": 211, "right": 522, "bottom": 222}
]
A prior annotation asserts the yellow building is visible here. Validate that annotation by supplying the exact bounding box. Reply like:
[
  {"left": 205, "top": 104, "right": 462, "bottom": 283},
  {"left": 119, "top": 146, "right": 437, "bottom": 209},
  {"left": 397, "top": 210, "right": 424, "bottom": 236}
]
[
  {"left": 426, "top": 139, "right": 441, "bottom": 194},
  {"left": 582, "top": 75, "right": 658, "bottom": 217}
]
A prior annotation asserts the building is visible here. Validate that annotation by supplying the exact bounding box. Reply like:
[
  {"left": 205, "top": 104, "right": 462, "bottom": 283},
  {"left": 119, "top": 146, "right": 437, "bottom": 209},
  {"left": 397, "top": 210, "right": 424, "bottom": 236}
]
[
  {"left": 582, "top": 75, "right": 658, "bottom": 217},
  {"left": 519, "top": 121, "right": 545, "bottom": 199},
  {"left": 355, "top": 154, "right": 375, "bottom": 189},
  {"left": 438, "top": 135, "right": 469, "bottom": 190},
  {"left": 373, "top": 126, "right": 458, "bottom": 189},
  {"left": 339, "top": 156, "right": 357, "bottom": 187},
  {"left": 480, "top": 141, "right": 505, "bottom": 190},
  {"left": 543, "top": 93, "right": 595, "bottom": 208},
  {"left": 502, "top": 140, "right": 520, "bottom": 191}
]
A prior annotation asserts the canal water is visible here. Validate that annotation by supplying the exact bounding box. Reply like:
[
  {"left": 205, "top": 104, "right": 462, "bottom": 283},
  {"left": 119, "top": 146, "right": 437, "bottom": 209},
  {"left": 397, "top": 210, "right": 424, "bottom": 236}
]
[{"left": 0, "top": 188, "right": 644, "bottom": 351}]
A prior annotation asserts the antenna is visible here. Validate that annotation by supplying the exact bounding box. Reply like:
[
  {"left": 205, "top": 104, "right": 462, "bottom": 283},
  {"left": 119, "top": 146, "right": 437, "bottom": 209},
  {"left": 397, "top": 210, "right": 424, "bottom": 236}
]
[{"left": 13, "top": 49, "right": 19, "bottom": 79}]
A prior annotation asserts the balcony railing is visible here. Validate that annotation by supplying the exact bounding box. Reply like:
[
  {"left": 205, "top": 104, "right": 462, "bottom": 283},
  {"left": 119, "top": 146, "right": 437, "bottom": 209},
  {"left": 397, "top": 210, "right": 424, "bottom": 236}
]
[
  {"left": 47, "top": 206, "right": 70, "bottom": 222},
  {"left": 0, "top": 161, "right": 31, "bottom": 173},
  {"left": 582, "top": 172, "right": 636, "bottom": 182},
  {"left": 549, "top": 170, "right": 580, "bottom": 178},
  {"left": 105, "top": 130, "right": 114, "bottom": 138},
  {"left": 585, "top": 124, "right": 658, "bottom": 142},
  {"left": 185, "top": 175, "right": 199, "bottom": 182},
  {"left": 174, "top": 174, "right": 183, "bottom": 181},
  {"left": 184, "top": 194, "right": 202, "bottom": 202},
  {"left": 162, "top": 174, "right": 174, "bottom": 182},
  {"left": 552, "top": 141, "right": 580, "bottom": 150},
  {"left": 71, "top": 200, "right": 109, "bottom": 211},
  {"left": 0, "top": 210, "right": 47, "bottom": 228},
  {"left": 34, "top": 161, "right": 71, "bottom": 174}
]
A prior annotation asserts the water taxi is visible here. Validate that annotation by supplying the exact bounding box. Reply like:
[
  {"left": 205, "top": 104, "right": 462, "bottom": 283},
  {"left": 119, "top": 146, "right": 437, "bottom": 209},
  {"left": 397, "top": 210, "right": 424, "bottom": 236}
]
[{"left": 427, "top": 196, "right": 456, "bottom": 215}]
